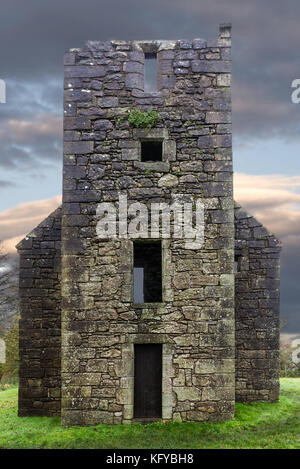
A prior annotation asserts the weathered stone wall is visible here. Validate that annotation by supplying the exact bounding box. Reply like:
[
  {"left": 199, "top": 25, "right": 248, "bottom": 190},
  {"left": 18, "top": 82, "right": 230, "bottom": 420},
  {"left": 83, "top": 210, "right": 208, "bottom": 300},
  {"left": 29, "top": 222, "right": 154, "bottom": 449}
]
[
  {"left": 61, "top": 25, "right": 235, "bottom": 426},
  {"left": 16, "top": 199, "right": 281, "bottom": 418},
  {"left": 234, "top": 203, "right": 281, "bottom": 402},
  {"left": 17, "top": 207, "right": 61, "bottom": 416}
]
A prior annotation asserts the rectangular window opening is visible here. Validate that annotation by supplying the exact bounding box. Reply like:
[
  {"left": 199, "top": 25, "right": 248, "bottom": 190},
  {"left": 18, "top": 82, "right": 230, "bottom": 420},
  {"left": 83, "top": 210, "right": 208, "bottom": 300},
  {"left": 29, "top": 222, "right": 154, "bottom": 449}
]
[
  {"left": 144, "top": 52, "right": 158, "bottom": 92},
  {"left": 234, "top": 256, "right": 240, "bottom": 273},
  {"left": 133, "top": 240, "right": 162, "bottom": 303},
  {"left": 141, "top": 140, "right": 163, "bottom": 162}
]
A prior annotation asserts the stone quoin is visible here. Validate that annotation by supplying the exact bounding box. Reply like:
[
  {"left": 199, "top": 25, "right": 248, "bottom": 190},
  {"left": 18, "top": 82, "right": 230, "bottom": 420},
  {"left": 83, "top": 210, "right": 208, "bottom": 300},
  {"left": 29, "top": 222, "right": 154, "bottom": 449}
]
[{"left": 17, "top": 24, "right": 281, "bottom": 426}]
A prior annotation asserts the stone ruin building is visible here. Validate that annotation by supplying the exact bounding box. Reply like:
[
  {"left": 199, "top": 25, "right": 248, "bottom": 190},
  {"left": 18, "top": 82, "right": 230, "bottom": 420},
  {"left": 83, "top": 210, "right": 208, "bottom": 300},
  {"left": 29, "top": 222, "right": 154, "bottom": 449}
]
[{"left": 17, "top": 24, "right": 281, "bottom": 426}]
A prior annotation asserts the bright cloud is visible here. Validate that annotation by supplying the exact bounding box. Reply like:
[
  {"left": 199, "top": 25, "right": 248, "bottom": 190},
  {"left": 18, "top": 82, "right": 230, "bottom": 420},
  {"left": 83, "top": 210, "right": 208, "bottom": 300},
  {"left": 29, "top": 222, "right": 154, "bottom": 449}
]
[
  {"left": 0, "top": 114, "right": 62, "bottom": 146},
  {"left": 3, "top": 115, "right": 62, "bottom": 144},
  {"left": 0, "top": 195, "right": 61, "bottom": 252},
  {"left": 234, "top": 173, "right": 300, "bottom": 241}
]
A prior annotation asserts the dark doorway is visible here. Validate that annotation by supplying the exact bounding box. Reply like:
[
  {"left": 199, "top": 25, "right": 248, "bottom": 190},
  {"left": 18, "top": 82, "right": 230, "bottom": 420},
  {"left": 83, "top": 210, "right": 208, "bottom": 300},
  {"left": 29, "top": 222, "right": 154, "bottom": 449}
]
[
  {"left": 141, "top": 140, "right": 163, "bottom": 162},
  {"left": 133, "top": 241, "right": 162, "bottom": 303},
  {"left": 134, "top": 344, "right": 162, "bottom": 419}
]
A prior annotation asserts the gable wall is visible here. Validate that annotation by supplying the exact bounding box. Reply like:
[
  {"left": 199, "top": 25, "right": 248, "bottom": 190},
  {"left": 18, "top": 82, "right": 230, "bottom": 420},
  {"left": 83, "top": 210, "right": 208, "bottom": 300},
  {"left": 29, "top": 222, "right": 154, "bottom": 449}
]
[
  {"left": 234, "top": 204, "right": 281, "bottom": 401},
  {"left": 18, "top": 208, "right": 62, "bottom": 416}
]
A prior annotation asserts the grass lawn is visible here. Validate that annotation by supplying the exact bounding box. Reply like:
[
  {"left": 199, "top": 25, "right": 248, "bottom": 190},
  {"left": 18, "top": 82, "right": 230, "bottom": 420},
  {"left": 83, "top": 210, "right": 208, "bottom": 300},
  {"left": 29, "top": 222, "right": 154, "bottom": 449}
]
[{"left": 0, "top": 378, "right": 299, "bottom": 449}]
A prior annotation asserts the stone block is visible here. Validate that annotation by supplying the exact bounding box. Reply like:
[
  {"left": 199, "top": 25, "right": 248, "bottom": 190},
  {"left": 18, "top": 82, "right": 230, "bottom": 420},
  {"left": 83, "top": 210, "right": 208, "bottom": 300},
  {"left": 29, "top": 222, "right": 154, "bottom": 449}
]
[
  {"left": 64, "top": 141, "right": 93, "bottom": 155},
  {"left": 125, "top": 73, "right": 143, "bottom": 90},
  {"left": 64, "top": 117, "right": 91, "bottom": 130},
  {"left": 193, "top": 39, "right": 207, "bottom": 49},
  {"left": 206, "top": 111, "right": 231, "bottom": 123},
  {"left": 174, "top": 387, "right": 201, "bottom": 401},
  {"left": 65, "top": 65, "right": 105, "bottom": 78},
  {"left": 191, "top": 60, "right": 231, "bottom": 73},
  {"left": 98, "top": 97, "right": 119, "bottom": 108}
]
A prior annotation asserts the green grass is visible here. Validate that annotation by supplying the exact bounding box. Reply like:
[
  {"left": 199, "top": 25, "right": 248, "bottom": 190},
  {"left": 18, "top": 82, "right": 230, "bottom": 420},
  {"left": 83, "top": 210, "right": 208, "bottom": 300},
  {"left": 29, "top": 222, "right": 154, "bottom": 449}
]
[{"left": 0, "top": 379, "right": 299, "bottom": 449}]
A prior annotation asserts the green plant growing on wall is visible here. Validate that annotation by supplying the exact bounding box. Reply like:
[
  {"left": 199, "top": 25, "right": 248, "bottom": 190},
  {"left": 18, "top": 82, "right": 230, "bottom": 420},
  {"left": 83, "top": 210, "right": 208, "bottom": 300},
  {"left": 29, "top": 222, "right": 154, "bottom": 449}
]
[
  {"left": 173, "top": 170, "right": 186, "bottom": 176},
  {"left": 128, "top": 109, "right": 158, "bottom": 129}
]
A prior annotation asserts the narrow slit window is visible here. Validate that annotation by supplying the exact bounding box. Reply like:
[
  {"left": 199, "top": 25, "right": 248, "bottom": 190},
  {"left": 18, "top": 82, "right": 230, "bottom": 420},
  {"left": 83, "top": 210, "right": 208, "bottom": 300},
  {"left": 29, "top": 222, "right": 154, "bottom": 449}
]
[
  {"left": 144, "top": 52, "right": 158, "bottom": 92},
  {"left": 234, "top": 256, "right": 240, "bottom": 273},
  {"left": 133, "top": 241, "right": 162, "bottom": 303},
  {"left": 141, "top": 140, "right": 162, "bottom": 162}
]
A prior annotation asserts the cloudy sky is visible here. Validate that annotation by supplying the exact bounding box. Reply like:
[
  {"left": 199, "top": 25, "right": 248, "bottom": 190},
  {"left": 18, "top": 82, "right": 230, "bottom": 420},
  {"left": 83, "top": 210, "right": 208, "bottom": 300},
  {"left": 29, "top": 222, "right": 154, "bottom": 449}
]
[{"left": 0, "top": 0, "right": 299, "bottom": 336}]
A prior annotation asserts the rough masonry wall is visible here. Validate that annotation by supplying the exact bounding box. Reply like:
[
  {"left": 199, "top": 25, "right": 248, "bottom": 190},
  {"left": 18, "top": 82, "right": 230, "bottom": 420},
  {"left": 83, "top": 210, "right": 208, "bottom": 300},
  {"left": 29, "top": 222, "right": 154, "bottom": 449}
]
[
  {"left": 61, "top": 25, "right": 235, "bottom": 426},
  {"left": 234, "top": 203, "right": 281, "bottom": 402},
  {"left": 17, "top": 207, "right": 62, "bottom": 416}
]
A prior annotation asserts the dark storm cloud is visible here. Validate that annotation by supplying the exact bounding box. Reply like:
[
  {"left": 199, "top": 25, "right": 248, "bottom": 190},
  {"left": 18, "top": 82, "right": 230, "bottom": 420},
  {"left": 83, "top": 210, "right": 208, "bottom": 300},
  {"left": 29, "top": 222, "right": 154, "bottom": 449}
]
[
  {"left": 1, "top": 0, "right": 300, "bottom": 142},
  {"left": 0, "top": 117, "right": 62, "bottom": 170},
  {"left": 0, "top": 79, "right": 62, "bottom": 170}
]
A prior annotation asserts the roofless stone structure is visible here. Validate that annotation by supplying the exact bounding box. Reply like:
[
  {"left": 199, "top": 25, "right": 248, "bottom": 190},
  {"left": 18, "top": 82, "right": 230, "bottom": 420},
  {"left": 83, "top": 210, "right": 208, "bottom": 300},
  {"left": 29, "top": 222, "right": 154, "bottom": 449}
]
[{"left": 17, "top": 24, "right": 281, "bottom": 426}]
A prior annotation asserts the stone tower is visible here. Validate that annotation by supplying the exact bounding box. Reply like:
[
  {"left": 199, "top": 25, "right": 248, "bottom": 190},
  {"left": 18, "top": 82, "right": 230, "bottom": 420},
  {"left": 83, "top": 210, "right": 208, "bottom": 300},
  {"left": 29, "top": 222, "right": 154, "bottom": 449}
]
[
  {"left": 61, "top": 24, "right": 234, "bottom": 426},
  {"left": 17, "top": 24, "right": 281, "bottom": 426}
]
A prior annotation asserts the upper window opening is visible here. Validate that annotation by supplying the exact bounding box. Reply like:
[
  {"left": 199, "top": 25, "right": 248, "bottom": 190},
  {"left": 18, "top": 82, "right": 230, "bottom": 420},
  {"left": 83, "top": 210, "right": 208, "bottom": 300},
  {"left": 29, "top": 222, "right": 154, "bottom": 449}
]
[
  {"left": 141, "top": 140, "right": 162, "bottom": 162},
  {"left": 133, "top": 240, "right": 162, "bottom": 303},
  {"left": 234, "top": 256, "right": 240, "bottom": 273},
  {"left": 144, "top": 52, "right": 158, "bottom": 92}
]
